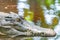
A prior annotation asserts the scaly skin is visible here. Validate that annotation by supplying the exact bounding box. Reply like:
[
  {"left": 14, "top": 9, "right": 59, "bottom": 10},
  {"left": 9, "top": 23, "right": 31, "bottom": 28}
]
[{"left": 0, "top": 12, "right": 56, "bottom": 38}]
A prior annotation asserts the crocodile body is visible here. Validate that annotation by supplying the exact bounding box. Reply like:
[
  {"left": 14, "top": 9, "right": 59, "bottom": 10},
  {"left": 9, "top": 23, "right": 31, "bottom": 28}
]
[{"left": 0, "top": 12, "right": 56, "bottom": 38}]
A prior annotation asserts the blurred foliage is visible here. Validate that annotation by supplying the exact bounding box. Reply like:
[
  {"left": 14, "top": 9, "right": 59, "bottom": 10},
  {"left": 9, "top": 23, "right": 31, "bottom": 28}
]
[
  {"left": 28, "top": 0, "right": 47, "bottom": 28},
  {"left": 36, "top": 0, "right": 41, "bottom": 5},
  {"left": 24, "top": 9, "right": 34, "bottom": 22},
  {"left": 44, "top": 0, "right": 55, "bottom": 9},
  {"left": 49, "top": 17, "right": 59, "bottom": 29},
  {"left": 58, "top": 0, "right": 60, "bottom": 4},
  {"left": 52, "top": 17, "right": 59, "bottom": 26},
  {"left": 27, "top": 0, "right": 58, "bottom": 29}
]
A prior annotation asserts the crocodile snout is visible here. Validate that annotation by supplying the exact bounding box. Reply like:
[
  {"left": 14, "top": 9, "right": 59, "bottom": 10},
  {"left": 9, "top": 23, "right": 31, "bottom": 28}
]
[
  {"left": 39, "top": 29, "right": 56, "bottom": 37},
  {"left": 46, "top": 29, "right": 56, "bottom": 37},
  {"left": 28, "top": 28, "right": 56, "bottom": 37}
]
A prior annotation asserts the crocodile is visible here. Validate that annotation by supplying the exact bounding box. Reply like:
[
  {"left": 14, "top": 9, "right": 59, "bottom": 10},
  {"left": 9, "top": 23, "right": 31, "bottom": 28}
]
[{"left": 0, "top": 12, "right": 56, "bottom": 38}]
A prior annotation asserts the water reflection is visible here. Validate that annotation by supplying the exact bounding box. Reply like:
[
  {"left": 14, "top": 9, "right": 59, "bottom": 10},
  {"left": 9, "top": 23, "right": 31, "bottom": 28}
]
[{"left": 33, "top": 37, "right": 41, "bottom": 40}]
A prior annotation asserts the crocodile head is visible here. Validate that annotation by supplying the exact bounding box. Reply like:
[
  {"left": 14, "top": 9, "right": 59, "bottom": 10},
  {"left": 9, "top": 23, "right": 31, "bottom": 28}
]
[
  {"left": 17, "top": 21, "right": 56, "bottom": 37},
  {"left": 0, "top": 14, "right": 56, "bottom": 37},
  {"left": 18, "top": 19, "right": 56, "bottom": 37}
]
